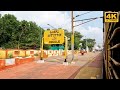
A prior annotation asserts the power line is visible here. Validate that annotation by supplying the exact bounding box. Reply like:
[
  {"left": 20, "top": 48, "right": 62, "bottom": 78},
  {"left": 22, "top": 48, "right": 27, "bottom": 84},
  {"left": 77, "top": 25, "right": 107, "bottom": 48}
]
[
  {"left": 62, "top": 11, "right": 87, "bottom": 29},
  {"left": 74, "top": 19, "right": 96, "bottom": 27},
  {"left": 74, "top": 17, "right": 103, "bottom": 27},
  {"left": 52, "top": 12, "right": 102, "bottom": 30},
  {"left": 62, "top": 11, "right": 95, "bottom": 29},
  {"left": 47, "top": 24, "right": 57, "bottom": 29},
  {"left": 74, "top": 11, "right": 93, "bottom": 18},
  {"left": 58, "top": 11, "right": 94, "bottom": 29},
  {"left": 74, "top": 16, "right": 103, "bottom": 22}
]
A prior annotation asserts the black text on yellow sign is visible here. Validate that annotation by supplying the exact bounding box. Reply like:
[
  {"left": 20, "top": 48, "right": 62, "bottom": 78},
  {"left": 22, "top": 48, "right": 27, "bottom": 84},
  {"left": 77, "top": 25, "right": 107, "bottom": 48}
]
[
  {"left": 104, "top": 12, "right": 119, "bottom": 22},
  {"left": 44, "top": 29, "right": 64, "bottom": 44}
]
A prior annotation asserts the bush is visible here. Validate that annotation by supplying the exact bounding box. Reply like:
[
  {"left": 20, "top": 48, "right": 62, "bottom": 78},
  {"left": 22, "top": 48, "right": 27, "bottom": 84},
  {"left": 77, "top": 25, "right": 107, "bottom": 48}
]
[
  {"left": 8, "top": 53, "right": 13, "bottom": 58},
  {"left": 34, "top": 53, "right": 38, "bottom": 56},
  {"left": 26, "top": 55, "right": 29, "bottom": 57}
]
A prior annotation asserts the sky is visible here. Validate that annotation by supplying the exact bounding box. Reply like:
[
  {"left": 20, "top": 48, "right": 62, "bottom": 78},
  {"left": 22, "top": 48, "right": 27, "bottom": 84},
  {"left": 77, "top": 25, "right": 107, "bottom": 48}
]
[{"left": 0, "top": 11, "right": 103, "bottom": 47}]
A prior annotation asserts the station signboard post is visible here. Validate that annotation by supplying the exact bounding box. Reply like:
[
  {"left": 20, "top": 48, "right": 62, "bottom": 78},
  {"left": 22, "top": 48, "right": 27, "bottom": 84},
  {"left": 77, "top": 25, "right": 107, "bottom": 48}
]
[{"left": 40, "top": 29, "right": 68, "bottom": 64}]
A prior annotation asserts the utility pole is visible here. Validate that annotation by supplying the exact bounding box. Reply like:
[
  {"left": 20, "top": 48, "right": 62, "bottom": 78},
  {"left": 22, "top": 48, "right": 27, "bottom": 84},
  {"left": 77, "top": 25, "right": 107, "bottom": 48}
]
[
  {"left": 85, "top": 36, "right": 88, "bottom": 52},
  {"left": 40, "top": 27, "right": 43, "bottom": 49},
  {"left": 71, "top": 11, "right": 74, "bottom": 61}
]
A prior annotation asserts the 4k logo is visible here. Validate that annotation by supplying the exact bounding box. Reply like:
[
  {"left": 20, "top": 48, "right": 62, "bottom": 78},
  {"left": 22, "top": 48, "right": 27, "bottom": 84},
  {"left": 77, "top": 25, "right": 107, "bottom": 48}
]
[{"left": 104, "top": 12, "right": 119, "bottom": 22}]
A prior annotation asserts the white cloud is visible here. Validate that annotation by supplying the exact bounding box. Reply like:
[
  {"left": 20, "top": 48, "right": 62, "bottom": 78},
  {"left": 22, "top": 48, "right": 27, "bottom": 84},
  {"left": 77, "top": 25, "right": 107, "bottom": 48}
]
[
  {"left": 0, "top": 11, "right": 103, "bottom": 45},
  {"left": 75, "top": 26, "right": 103, "bottom": 45}
]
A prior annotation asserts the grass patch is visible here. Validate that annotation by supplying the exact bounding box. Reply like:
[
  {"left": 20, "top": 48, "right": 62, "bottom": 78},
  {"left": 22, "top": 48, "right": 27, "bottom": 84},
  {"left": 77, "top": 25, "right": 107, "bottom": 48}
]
[
  {"left": 73, "top": 59, "right": 78, "bottom": 61},
  {"left": 48, "top": 59, "right": 60, "bottom": 62}
]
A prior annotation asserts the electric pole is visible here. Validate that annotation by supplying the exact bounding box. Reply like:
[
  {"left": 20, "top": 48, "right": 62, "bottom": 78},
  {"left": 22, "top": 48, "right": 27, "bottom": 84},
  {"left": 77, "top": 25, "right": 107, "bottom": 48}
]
[
  {"left": 71, "top": 11, "right": 74, "bottom": 61},
  {"left": 40, "top": 27, "right": 43, "bottom": 49},
  {"left": 85, "top": 36, "right": 88, "bottom": 52},
  {"left": 85, "top": 36, "right": 87, "bottom": 51}
]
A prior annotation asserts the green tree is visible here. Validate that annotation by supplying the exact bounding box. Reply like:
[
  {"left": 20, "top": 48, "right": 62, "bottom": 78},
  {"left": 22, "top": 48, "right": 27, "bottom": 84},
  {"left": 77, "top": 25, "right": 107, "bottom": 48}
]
[
  {"left": 64, "top": 30, "right": 83, "bottom": 50},
  {"left": 18, "top": 20, "right": 43, "bottom": 50},
  {"left": 0, "top": 14, "right": 45, "bottom": 50},
  {"left": 81, "top": 38, "right": 96, "bottom": 51},
  {"left": 0, "top": 14, "right": 20, "bottom": 49},
  {"left": 64, "top": 29, "right": 71, "bottom": 50},
  {"left": 0, "top": 14, "right": 85, "bottom": 50},
  {"left": 74, "top": 31, "right": 83, "bottom": 50},
  {"left": 97, "top": 45, "right": 101, "bottom": 49}
]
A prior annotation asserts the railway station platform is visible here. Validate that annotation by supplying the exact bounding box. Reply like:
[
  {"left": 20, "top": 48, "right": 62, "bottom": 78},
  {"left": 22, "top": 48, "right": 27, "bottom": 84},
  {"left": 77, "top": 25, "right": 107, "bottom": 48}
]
[{"left": 0, "top": 52, "right": 103, "bottom": 79}]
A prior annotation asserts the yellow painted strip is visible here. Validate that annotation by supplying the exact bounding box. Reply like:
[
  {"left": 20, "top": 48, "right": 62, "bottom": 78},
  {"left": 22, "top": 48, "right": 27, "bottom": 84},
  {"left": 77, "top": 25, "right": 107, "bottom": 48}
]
[{"left": 71, "top": 35, "right": 74, "bottom": 44}]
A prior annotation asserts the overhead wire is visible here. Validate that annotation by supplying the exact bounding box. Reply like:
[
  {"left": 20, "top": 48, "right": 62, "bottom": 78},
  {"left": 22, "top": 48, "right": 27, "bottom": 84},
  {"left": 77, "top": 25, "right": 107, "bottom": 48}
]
[
  {"left": 56, "top": 11, "right": 102, "bottom": 30},
  {"left": 74, "top": 16, "right": 103, "bottom": 22},
  {"left": 62, "top": 11, "right": 95, "bottom": 29},
  {"left": 74, "top": 16, "right": 103, "bottom": 27},
  {"left": 74, "top": 11, "right": 93, "bottom": 18},
  {"left": 62, "top": 11, "right": 92, "bottom": 28}
]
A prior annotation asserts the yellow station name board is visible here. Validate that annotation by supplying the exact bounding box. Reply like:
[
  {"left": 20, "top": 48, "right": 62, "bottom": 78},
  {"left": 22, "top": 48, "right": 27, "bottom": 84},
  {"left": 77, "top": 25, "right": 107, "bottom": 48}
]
[{"left": 44, "top": 29, "right": 64, "bottom": 44}]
